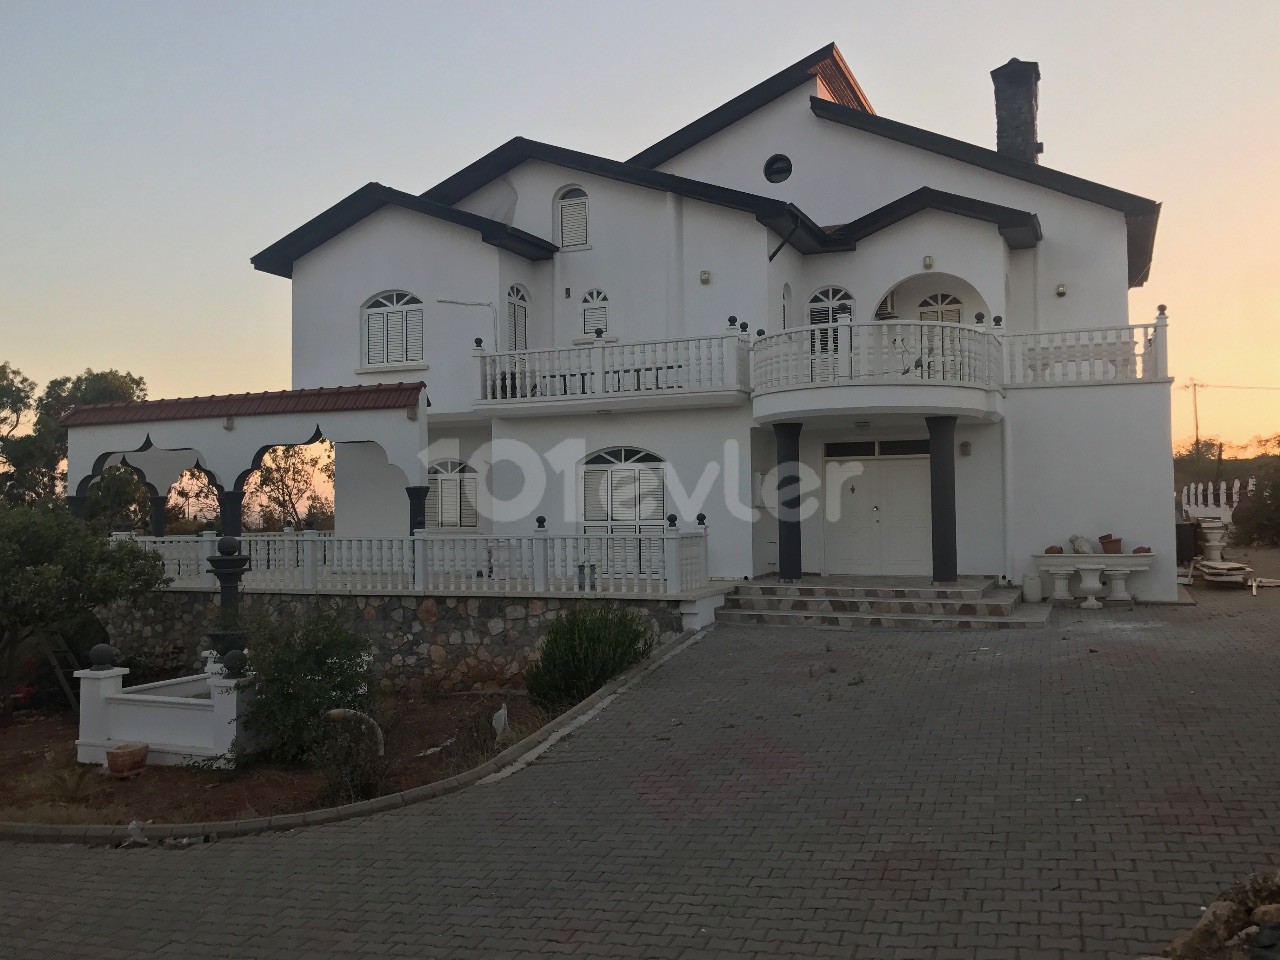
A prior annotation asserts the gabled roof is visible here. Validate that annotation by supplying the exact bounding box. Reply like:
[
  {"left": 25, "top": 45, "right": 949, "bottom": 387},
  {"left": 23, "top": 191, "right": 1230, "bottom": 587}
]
[
  {"left": 421, "top": 137, "right": 838, "bottom": 254},
  {"left": 63, "top": 382, "right": 428, "bottom": 427},
  {"left": 832, "top": 187, "right": 1042, "bottom": 250},
  {"left": 809, "top": 97, "right": 1161, "bottom": 286},
  {"left": 628, "top": 43, "right": 873, "bottom": 169},
  {"left": 251, "top": 183, "right": 557, "bottom": 278}
]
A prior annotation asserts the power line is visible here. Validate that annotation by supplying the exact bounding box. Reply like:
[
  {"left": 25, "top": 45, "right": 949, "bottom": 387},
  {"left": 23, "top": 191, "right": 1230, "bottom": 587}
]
[{"left": 1180, "top": 381, "right": 1280, "bottom": 391}]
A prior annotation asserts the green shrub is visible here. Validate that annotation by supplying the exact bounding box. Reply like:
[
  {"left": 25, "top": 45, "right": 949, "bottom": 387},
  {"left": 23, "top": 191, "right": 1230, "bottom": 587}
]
[
  {"left": 524, "top": 604, "right": 655, "bottom": 712},
  {"left": 241, "top": 609, "right": 373, "bottom": 764},
  {"left": 1230, "top": 464, "right": 1280, "bottom": 547}
]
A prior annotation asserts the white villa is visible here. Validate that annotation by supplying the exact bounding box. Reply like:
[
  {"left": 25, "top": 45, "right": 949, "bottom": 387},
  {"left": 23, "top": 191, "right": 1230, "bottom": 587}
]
[{"left": 65, "top": 44, "right": 1176, "bottom": 617}]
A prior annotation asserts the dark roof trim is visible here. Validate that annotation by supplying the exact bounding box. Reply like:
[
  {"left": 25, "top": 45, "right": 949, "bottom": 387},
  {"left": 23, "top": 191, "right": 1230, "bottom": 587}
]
[
  {"left": 64, "top": 382, "right": 428, "bottom": 427},
  {"left": 251, "top": 184, "right": 557, "bottom": 278},
  {"left": 833, "top": 187, "right": 1043, "bottom": 250},
  {"left": 422, "top": 138, "right": 838, "bottom": 254},
  {"left": 809, "top": 97, "right": 1160, "bottom": 286},
  {"left": 628, "top": 43, "right": 873, "bottom": 169}
]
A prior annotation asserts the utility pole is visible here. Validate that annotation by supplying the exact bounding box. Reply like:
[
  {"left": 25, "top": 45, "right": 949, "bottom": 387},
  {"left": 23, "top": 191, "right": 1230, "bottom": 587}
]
[{"left": 1182, "top": 378, "right": 1201, "bottom": 455}]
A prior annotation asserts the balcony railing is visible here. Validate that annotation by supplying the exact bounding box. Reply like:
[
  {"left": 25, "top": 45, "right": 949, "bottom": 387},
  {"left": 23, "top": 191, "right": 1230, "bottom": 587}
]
[
  {"left": 751, "top": 319, "right": 1168, "bottom": 396},
  {"left": 123, "top": 528, "right": 711, "bottom": 598},
  {"left": 479, "top": 334, "right": 750, "bottom": 403}
]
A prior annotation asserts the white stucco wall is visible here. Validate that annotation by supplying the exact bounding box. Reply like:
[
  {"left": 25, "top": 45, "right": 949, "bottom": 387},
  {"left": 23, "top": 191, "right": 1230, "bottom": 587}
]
[
  {"left": 333, "top": 441, "right": 410, "bottom": 538},
  {"left": 290, "top": 205, "right": 501, "bottom": 416},
  {"left": 656, "top": 82, "right": 1134, "bottom": 329},
  {"left": 1004, "top": 382, "right": 1177, "bottom": 601}
]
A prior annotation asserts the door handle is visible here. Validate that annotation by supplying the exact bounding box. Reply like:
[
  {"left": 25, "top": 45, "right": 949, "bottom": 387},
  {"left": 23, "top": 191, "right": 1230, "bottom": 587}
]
[{"left": 872, "top": 505, "right": 879, "bottom": 511}]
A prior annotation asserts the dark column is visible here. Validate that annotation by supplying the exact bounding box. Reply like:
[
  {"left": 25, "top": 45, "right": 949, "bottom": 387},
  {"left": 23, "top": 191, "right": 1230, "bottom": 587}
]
[
  {"left": 66, "top": 495, "right": 87, "bottom": 519},
  {"left": 926, "top": 416, "right": 958, "bottom": 584},
  {"left": 218, "top": 490, "right": 244, "bottom": 537},
  {"left": 773, "top": 422, "right": 803, "bottom": 581},
  {"left": 148, "top": 495, "right": 168, "bottom": 538},
  {"left": 406, "top": 485, "right": 429, "bottom": 534}
]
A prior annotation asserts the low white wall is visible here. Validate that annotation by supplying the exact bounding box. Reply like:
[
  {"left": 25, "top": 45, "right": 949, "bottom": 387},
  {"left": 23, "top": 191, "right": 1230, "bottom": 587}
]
[{"left": 1004, "top": 381, "right": 1177, "bottom": 601}]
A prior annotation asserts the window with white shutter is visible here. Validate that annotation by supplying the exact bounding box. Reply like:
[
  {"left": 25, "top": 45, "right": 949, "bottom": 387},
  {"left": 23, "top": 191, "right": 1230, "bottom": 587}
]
[
  {"left": 557, "top": 187, "right": 588, "bottom": 248},
  {"left": 424, "top": 460, "right": 479, "bottom": 529},
  {"left": 918, "top": 293, "right": 962, "bottom": 324},
  {"left": 582, "top": 289, "right": 608, "bottom": 336},
  {"left": 808, "top": 286, "right": 854, "bottom": 325},
  {"left": 506, "top": 285, "right": 529, "bottom": 351},
  {"left": 580, "top": 447, "right": 666, "bottom": 532},
  {"left": 362, "top": 291, "right": 425, "bottom": 367}
]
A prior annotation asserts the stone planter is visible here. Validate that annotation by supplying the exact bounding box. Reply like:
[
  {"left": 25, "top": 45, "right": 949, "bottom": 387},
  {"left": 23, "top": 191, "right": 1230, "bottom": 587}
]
[{"left": 105, "top": 742, "right": 148, "bottom": 776}]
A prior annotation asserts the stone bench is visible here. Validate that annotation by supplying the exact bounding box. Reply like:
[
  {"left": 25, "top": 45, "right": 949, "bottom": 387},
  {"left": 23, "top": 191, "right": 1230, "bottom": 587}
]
[{"left": 1034, "top": 553, "right": 1156, "bottom": 608}]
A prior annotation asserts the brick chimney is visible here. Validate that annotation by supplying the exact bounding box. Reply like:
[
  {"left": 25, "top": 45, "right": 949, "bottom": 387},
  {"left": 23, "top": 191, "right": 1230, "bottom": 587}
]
[{"left": 991, "top": 58, "right": 1042, "bottom": 164}]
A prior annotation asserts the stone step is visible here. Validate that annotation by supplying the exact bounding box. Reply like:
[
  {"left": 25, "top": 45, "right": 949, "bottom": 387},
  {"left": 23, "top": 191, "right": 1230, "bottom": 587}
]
[
  {"left": 715, "top": 603, "right": 1052, "bottom": 631},
  {"left": 721, "top": 586, "right": 1025, "bottom": 618},
  {"left": 734, "top": 577, "right": 999, "bottom": 602}
]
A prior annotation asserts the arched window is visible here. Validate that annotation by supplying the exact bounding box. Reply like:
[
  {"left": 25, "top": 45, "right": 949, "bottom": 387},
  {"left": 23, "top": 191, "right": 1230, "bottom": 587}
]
[
  {"left": 582, "top": 288, "right": 609, "bottom": 336},
  {"left": 781, "top": 283, "right": 792, "bottom": 329},
  {"left": 808, "top": 286, "right": 854, "bottom": 325},
  {"left": 424, "top": 460, "right": 478, "bottom": 528},
  {"left": 918, "top": 293, "right": 962, "bottom": 323},
  {"left": 506, "top": 284, "right": 529, "bottom": 351},
  {"left": 363, "top": 291, "right": 424, "bottom": 367},
  {"left": 557, "top": 187, "right": 589, "bottom": 248},
  {"left": 582, "top": 447, "right": 665, "bottom": 533}
]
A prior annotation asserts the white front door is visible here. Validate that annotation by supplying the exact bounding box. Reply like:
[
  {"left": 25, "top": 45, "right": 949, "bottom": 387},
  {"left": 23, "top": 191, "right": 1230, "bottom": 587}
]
[{"left": 825, "top": 458, "right": 931, "bottom": 576}]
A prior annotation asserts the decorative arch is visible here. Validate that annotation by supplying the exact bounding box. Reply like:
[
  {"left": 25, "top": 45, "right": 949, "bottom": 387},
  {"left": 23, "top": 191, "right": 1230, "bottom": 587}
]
[
  {"left": 506, "top": 284, "right": 529, "bottom": 351},
  {"left": 580, "top": 446, "right": 666, "bottom": 533},
  {"left": 556, "top": 186, "right": 589, "bottom": 248},
  {"left": 868, "top": 273, "right": 995, "bottom": 328},
  {"left": 807, "top": 286, "right": 854, "bottom": 325},
  {"left": 362, "top": 290, "right": 424, "bottom": 367},
  {"left": 424, "top": 459, "right": 478, "bottom": 528},
  {"left": 781, "top": 282, "right": 792, "bottom": 329},
  {"left": 582, "top": 288, "right": 609, "bottom": 336}
]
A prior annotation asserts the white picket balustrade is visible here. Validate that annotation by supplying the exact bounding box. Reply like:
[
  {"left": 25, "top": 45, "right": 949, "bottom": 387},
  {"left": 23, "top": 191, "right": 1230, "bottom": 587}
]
[
  {"left": 130, "top": 529, "right": 711, "bottom": 597},
  {"left": 1001, "top": 322, "right": 1164, "bottom": 385}
]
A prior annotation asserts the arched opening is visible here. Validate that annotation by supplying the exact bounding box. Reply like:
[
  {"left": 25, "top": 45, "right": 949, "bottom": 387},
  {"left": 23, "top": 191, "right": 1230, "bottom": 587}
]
[
  {"left": 238, "top": 438, "right": 335, "bottom": 532},
  {"left": 506, "top": 284, "right": 529, "bottom": 351},
  {"left": 423, "top": 459, "right": 479, "bottom": 529},
  {"left": 871, "top": 274, "right": 993, "bottom": 327},
  {"left": 362, "top": 290, "right": 424, "bottom": 367},
  {"left": 581, "top": 446, "right": 666, "bottom": 534},
  {"left": 556, "top": 186, "right": 589, "bottom": 248}
]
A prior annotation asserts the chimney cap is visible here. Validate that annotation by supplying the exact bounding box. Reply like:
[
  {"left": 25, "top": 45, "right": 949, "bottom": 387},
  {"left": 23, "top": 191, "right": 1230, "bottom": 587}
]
[{"left": 991, "top": 58, "right": 1041, "bottom": 82}]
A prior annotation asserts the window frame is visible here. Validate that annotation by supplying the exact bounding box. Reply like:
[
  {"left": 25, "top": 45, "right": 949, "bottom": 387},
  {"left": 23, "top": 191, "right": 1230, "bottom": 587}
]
[
  {"left": 424, "top": 459, "right": 479, "bottom": 529},
  {"left": 581, "top": 288, "right": 609, "bottom": 336},
  {"left": 360, "top": 290, "right": 427, "bottom": 372},
  {"left": 506, "top": 284, "right": 529, "bottom": 352},
  {"left": 556, "top": 186, "right": 590, "bottom": 250}
]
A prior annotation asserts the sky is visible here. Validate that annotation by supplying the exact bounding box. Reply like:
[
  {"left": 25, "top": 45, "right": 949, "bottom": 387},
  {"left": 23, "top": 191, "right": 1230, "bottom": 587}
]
[{"left": 2, "top": 0, "right": 1278, "bottom": 450}]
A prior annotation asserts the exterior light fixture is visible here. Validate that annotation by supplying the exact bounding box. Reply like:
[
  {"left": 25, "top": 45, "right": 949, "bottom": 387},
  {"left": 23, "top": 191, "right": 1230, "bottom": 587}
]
[
  {"left": 222, "top": 417, "right": 234, "bottom": 431},
  {"left": 699, "top": 270, "right": 711, "bottom": 284},
  {"left": 1056, "top": 284, "right": 1067, "bottom": 297},
  {"left": 923, "top": 256, "right": 934, "bottom": 270},
  {"left": 959, "top": 441, "right": 972, "bottom": 457}
]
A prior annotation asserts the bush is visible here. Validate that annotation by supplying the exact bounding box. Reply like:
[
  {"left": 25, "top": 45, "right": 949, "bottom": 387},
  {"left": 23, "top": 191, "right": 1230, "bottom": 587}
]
[
  {"left": 241, "top": 609, "right": 373, "bottom": 765},
  {"left": 313, "top": 705, "right": 397, "bottom": 804},
  {"left": 524, "top": 604, "right": 655, "bottom": 712},
  {"left": 1230, "top": 464, "right": 1280, "bottom": 546}
]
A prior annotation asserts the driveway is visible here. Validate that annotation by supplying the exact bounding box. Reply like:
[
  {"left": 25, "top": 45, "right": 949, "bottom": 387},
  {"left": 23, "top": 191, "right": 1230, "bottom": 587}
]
[{"left": 3, "top": 566, "right": 1279, "bottom": 960}]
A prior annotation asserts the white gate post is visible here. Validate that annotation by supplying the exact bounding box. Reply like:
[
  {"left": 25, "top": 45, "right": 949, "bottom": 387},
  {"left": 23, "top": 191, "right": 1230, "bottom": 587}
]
[
  {"left": 532, "top": 517, "right": 549, "bottom": 593},
  {"left": 663, "top": 515, "right": 681, "bottom": 595},
  {"left": 412, "top": 530, "right": 427, "bottom": 592},
  {"left": 300, "top": 529, "right": 318, "bottom": 590},
  {"left": 74, "top": 663, "right": 130, "bottom": 764}
]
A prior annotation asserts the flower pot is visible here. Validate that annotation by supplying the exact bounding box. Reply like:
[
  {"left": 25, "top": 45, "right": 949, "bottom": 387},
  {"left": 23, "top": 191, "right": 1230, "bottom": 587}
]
[
  {"left": 1044, "top": 545, "right": 1064, "bottom": 555},
  {"left": 106, "top": 742, "right": 148, "bottom": 776},
  {"left": 1100, "top": 538, "right": 1123, "bottom": 554}
]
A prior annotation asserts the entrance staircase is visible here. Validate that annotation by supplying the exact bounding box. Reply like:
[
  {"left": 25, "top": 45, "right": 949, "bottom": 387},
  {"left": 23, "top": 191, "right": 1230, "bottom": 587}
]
[{"left": 715, "top": 576, "right": 1051, "bottom": 630}]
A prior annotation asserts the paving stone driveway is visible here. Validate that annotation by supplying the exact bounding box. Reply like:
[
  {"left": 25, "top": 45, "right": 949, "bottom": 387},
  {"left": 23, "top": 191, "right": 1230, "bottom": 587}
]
[{"left": 3, "top": 576, "right": 1280, "bottom": 960}]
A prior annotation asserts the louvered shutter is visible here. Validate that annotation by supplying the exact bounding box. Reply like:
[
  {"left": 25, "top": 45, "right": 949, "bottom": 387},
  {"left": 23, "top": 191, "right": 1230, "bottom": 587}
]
[
  {"left": 423, "top": 482, "right": 440, "bottom": 527},
  {"left": 637, "top": 467, "right": 664, "bottom": 521},
  {"left": 940, "top": 308, "right": 960, "bottom": 323},
  {"left": 459, "top": 477, "right": 478, "bottom": 528},
  {"left": 610, "top": 469, "right": 637, "bottom": 521},
  {"left": 367, "top": 312, "right": 387, "bottom": 365},
  {"left": 583, "top": 305, "right": 608, "bottom": 336},
  {"left": 583, "top": 468, "right": 609, "bottom": 522},
  {"left": 386, "top": 309, "right": 406, "bottom": 363},
  {"left": 438, "top": 477, "right": 460, "bottom": 527},
  {"left": 406, "top": 308, "right": 424, "bottom": 362},
  {"left": 507, "top": 301, "right": 527, "bottom": 351},
  {"left": 560, "top": 199, "right": 588, "bottom": 246}
]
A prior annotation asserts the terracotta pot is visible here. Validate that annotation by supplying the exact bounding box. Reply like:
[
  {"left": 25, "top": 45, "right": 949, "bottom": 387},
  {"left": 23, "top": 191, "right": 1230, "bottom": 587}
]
[
  {"left": 1132, "top": 546, "right": 1152, "bottom": 554},
  {"left": 1100, "top": 538, "right": 1123, "bottom": 554},
  {"left": 106, "top": 742, "right": 148, "bottom": 776},
  {"left": 1044, "top": 545, "right": 1064, "bottom": 554}
]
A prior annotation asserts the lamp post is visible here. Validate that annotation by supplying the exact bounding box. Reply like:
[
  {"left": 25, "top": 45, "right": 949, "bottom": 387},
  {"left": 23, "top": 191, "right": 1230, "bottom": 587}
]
[{"left": 206, "top": 535, "right": 250, "bottom": 674}]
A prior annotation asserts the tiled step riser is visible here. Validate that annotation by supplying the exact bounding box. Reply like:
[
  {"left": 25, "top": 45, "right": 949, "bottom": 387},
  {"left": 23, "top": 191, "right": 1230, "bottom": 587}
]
[
  {"left": 716, "top": 610, "right": 1041, "bottom": 630},
  {"left": 737, "top": 585, "right": 993, "bottom": 602},
  {"left": 724, "top": 597, "right": 1017, "bottom": 617}
]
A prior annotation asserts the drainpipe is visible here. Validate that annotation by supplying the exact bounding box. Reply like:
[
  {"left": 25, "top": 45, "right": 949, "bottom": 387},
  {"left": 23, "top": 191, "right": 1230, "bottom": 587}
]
[
  {"left": 436, "top": 299, "right": 499, "bottom": 351},
  {"left": 1000, "top": 415, "right": 1013, "bottom": 585}
]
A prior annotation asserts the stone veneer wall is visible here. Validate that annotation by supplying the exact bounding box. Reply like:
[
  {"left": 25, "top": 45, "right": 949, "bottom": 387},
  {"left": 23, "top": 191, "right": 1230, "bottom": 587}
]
[{"left": 99, "top": 591, "right": 685, "bottom": 693}]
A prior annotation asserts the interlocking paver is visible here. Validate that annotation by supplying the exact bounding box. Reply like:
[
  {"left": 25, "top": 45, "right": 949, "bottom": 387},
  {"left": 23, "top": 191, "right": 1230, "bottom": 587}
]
[{"left": 2, "top": 579, "right": 1279, "bottom": 959}]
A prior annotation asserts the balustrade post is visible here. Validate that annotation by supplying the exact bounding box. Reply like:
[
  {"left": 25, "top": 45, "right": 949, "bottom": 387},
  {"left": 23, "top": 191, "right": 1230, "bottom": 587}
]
[
  {"left": 591, "top": 333, "right": 607, "bottom": 395},
  {"left": 1152, "top": 305, "right": 1168, "bottom": 379},
  {"left": 301, "top": 529, "right": 318, "bottom": 590},
  {"left": 663, "top": 514, "right": 682, "bottom": 595},
  {"left": 412, "top": 529, "right": 427, "bottom": 592},
  {"left": 533, "top": 517, "right": 548, "bottom": 592}
]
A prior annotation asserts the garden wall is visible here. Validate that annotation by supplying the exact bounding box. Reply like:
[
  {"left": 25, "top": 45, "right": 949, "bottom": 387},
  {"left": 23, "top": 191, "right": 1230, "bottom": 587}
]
[{"left": 99, "top": 591, "right": 685, "bottom": 693}]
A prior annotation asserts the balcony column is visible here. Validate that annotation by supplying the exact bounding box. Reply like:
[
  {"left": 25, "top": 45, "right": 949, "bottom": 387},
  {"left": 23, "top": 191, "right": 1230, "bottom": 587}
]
[
  {"left": 406, "top": 485, "right": 429, "bottom": 534},
  {"left": 217, "top": 490, "right": 244, "bottom": 537},
  {"left": 148, "top": 494, "right": 168, "bottom": 538},
  {"left": 773, "top": 422, "right": 803, "bottom": 581},
  {"left": 926, "top": 416, "right": 958, "bottom": 584}
]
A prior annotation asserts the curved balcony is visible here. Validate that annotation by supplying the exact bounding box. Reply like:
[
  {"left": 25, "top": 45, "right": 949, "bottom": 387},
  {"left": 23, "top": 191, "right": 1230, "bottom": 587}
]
[{"left": 751, "top": 320, "right": 1005, "bottom": 422}]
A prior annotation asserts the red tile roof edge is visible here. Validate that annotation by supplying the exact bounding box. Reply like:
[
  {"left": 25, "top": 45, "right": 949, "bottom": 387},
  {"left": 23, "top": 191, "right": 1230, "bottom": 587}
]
[{"left": 63, "top": 382, "right": 428, "bottom": 427}]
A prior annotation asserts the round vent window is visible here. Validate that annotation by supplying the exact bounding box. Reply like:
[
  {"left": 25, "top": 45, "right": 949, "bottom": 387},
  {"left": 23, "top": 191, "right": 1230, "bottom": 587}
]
[{"left": 763, "top": 154, "right": 792, "bottom": 183}]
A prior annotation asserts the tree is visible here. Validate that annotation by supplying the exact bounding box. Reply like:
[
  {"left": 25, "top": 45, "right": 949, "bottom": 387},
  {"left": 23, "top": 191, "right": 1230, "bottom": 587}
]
[
  {"left": 0, "top": 502, "right": 168, "bottom": 721},
  {"left": 165, "top": 469, "right": 221, "bottom": 535},
  {"left": 0, "top": 365, "right": 147, "bottom": 505},
  {"left": 1231, "top": 435, "right": 1280, "bottom": 547},
  {"left": 243, "top": 441, "right": 335, "bottom": 530}
]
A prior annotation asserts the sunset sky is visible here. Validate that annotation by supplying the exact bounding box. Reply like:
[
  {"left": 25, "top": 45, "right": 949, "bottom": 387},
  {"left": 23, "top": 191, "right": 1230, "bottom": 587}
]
[{"left": 3, "top": 0, "right": 1277, "bottom": 450}]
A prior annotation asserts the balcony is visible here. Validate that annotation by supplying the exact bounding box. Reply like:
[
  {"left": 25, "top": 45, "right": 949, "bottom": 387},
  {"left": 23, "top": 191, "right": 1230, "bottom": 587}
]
[
  {"left": 474, "top": 319, "right": 1168, "bottom": 420},
  {"left": 476, "top": 334, "right": 751, "bottom": 415}
]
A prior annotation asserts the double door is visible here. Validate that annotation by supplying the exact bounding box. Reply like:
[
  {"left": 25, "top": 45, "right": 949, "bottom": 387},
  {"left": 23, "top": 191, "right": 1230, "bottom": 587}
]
[{"left": 825, "top": 457, "right": 931, "bottom": 576}]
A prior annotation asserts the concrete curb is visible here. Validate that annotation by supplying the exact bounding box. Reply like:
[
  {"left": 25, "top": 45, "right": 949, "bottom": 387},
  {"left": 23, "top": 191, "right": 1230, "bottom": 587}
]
[{"left": 0, "top": 626, "right": 708, "bottom": 846}]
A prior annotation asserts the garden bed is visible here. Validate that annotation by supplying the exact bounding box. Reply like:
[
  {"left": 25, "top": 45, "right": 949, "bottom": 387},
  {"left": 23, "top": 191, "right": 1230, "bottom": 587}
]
[{"left": 0, "top": 694, "right": 549, "bottom": 825}]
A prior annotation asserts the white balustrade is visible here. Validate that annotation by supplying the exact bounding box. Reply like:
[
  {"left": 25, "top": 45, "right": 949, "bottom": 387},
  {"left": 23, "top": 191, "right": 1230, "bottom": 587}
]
[
  {"left": 130, "top": 528, "right": 711, "bottom": 597},
  {"left": 1001, "top": 321, "right": 1164, "bottom": 385},
  {"left": 480, "top": 334, "right": 748, "bottom": 403}
]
